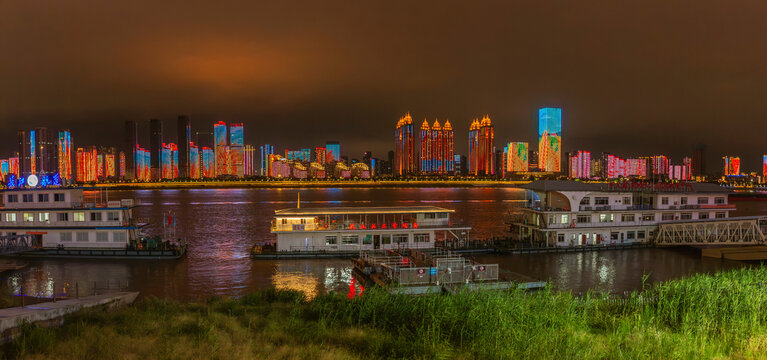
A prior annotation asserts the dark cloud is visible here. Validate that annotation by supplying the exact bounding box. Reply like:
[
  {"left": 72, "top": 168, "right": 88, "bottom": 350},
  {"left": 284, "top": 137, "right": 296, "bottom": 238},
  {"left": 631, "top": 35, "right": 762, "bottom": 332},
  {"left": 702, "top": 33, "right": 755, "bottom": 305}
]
[{"left": 1, "top": 1, "right": 766, "bottom": 169}]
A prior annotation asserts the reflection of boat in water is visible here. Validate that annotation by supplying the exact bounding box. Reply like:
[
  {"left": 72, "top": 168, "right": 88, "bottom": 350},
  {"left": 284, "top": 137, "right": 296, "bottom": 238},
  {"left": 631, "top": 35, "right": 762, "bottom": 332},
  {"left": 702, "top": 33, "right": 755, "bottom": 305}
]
[
  {"left": 0, "top": 184, "right": 185, "bottom": 259},
  {"left": 352, "top": 248, "right": 545, "bottom": 295}
]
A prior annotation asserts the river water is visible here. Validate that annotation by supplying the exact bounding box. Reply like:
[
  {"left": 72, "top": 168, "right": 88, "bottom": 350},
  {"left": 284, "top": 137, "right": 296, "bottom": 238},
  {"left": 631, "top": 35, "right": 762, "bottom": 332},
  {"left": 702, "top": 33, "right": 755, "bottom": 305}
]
[{"left": 1, "top": 188, "right": 763, "bottom": 300}]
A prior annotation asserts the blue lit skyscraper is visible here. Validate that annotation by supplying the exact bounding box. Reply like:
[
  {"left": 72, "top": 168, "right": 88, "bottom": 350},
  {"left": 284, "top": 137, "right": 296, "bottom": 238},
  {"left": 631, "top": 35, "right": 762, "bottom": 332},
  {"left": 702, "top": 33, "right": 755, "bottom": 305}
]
[
  {"left": 326, "top": 141, "right": 341, "bottom": 162},
  {"left": 538, "top": 107, "right": 562, "bottom": 172},
  {"left": 260, "top": 144, "right": 274, "bottom": 176}
]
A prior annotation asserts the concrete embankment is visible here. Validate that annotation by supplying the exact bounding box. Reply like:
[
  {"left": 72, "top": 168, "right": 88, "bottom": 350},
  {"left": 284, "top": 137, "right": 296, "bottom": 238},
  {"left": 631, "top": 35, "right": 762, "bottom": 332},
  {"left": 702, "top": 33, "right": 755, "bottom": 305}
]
[{"left": 0, "top": 292, "right": 139, "bottom": 343}]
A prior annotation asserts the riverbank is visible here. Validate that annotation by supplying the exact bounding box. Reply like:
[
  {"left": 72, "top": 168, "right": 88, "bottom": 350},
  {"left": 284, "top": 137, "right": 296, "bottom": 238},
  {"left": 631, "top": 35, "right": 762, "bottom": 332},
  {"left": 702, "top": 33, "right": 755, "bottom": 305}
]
[
  {"left": 5, "top": 267, "right": 767, "bottom": 359},
  {"left": 83, "top": 179, "right": 530, "bottom": 190}
]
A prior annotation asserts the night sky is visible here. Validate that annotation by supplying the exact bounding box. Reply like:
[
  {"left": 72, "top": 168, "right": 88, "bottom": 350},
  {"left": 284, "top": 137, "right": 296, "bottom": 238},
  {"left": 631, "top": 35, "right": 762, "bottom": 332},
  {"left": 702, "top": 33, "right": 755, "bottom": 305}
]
[{"left": 2, "top": 1, "right": 767, "bottom": 171}]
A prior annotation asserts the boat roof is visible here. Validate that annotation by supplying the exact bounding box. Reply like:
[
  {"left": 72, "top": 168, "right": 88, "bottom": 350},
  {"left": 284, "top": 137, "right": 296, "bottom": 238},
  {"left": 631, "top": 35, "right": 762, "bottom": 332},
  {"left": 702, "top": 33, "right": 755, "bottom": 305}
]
[
  {"left": 275, "top": 206, "right": 454, "bottom": 216},
  {"left": 521, "top": 180, "right": 731, "bottom": 194}
]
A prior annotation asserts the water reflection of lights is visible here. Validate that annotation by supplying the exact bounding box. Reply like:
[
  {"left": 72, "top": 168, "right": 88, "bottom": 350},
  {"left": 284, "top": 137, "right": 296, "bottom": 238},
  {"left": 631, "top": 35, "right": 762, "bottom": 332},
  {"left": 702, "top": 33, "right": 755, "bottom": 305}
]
[{"left": 271, "top": 272, "right": 319, "bottom": 299}]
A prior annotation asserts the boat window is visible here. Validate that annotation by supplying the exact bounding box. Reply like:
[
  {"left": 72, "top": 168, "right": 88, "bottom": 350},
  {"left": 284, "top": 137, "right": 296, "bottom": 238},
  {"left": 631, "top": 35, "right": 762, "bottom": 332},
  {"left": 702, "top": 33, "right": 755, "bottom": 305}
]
[
  {"left": 113, "top": 232, "right": 127, "bottom": 242},
  {"left": 580, "top": 197, "right": 590, "bottom": 205},
  {"left": 6, "top": 194, "right": 18, "bottom": 203},
  {"left": 697, "top": 197, "right": 709, "bottom": 205},
  {"left": 714, "top": 197, "right": 725, "bottom": 204},
  {"left": 54, "top": 193, "right": 65, "bottom": 202},
  {"left": 681, "top": 213, "right": 692, "bottom": 220},
  {"left": 637, "top": 231, "right": 646, "bottom": 239},
  {"left": 557, "top": 234, "right": 565, "bottom": 242},
  {"left": 76, "top": 232, "right": 89, "bottom": 242},
  {"left": 680, "top": 197, "right": 688, "bottom": 205},
  {"left": 57, "top": 213, "right": 69, "bottom": 222},
  {"left": 594, "top": 197, "right": 609, "bottom": 205},
  {"left": 38, "top": 212, "right": 49, "bottom": 223},
  {"left": 642, "top": 214, "right": 655, "bottom": 221},
  {"left": 325, "top": 235, "right": 338, "bottom": 245},
  {"left": 423, "top": 213, "right": 436, "bottom": 219},
  {"left": 90, "top": 212, "right": 103, "bottom": 221},
  {"left": 107, "top": 212, "right": 119, "bottom": 221},
  {"left": 577, "top": 215, "right": 591, "bottom": 223},
  {"left": 627, "top": 231, "right": 636, "bottom": 240},
  {"left": 23, "top": 213, "right": 34, "bottom": 222},
  {"left": 22, "top": 194, "right": 33, "bottom": 203},
  {"left": 715, "top": 212, "right": 726, "bottom": 219},
  {"left": 362, "top": 235, "right": 373, "bottom": 244},
  {"left": 561, "top": 215, "right": 569, "bottom": 224},
  {"left": 96, "top": 232, "right": 109, "bottom": 242},
  {"left": 599, "top": 214, "right": 613, "bottom": 223},
  {"left": 393, "top": 234, "right": 409, "bottom": 243},
  {"left": 341, "top": 235, "right": 359, "bottom": 245},
  {"left": 73, "top": 212, "right": 85, "bottom": 222},
  {"left": 661, "top": 213, "right": 675, "bottom": 221},
  {"left": 621, "top": 214, "right": 635, "bottom": 222},
  {"left": 438, "top": 213, "right": 448, "bottom": 219},
  {"left": 623, "top": 197, "right": 631, "bottom": 205},
  {"left": 5, "top": 213, "right": 16, "bottom": 222},
  {"left": 381, "top": 234, "right": 391, "bottom": 244},
  {"left": 60, "top": 232, "right": 72, "bottom": 242},
  {"left": 611, "top": 232, "right": 619, "bottom": 240},
  {"left": 661, "top": 197, "right": 669, "bottom": 205},
  {"left": 38, "top": 194, "right": 49, "bottom": 202},
  {"left": 414, "top": 233, "right": 429, "bottom": 243}
]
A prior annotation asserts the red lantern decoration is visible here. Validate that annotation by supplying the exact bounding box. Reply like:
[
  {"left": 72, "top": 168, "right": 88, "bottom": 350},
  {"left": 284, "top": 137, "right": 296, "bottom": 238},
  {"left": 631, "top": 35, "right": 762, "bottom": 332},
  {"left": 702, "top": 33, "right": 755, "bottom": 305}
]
[
  {"left": 402, "top": 223, "right": 408, "bottom": 228},
  {"left": 381, "top": 223, "right": 387, "bottom": 229},
  {"left": 371, "top": 223, "right": 377, "bottom": 229},
  {"left": 413, "top": 222, "right": 418, "bottom": 228},
  {"left": 392, "top": 222, "right": 398, "bottom": 229},
  {"left": 360, "top": 224, "right": 366, "bottom": 229},
  {"left": 349, "top": 223, "right": 356, "bottom": 230}
]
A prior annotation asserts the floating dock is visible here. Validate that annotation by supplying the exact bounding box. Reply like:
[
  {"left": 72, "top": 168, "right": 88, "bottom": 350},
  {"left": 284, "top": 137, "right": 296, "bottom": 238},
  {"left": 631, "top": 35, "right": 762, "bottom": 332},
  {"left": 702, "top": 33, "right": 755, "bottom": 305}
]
[
  {"left": 352, "top": 248, "right": 545, "bottom": 294},
  {"left": 701, "top": 245, "right": 767, "bottom": 261},
  {"left": 0, "top": 292, "right": 139, "bottom": 343}
]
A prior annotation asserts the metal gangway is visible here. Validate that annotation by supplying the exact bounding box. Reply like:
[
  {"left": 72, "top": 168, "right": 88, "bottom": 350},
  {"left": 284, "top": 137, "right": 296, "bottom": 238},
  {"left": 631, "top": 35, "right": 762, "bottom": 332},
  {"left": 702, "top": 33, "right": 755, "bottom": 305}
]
[
  {"left": 0, "top": 234, "right": 39, "bottom": 255},
  {"left": 654, "top": 216, "right": 767, "bottom": 246}
]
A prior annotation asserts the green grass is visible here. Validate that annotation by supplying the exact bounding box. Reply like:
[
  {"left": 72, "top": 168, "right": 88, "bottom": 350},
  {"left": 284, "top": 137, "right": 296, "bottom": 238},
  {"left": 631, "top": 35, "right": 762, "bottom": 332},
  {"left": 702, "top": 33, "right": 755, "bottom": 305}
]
[{"left": 6, "top": 268, "right": 767, "bottom": 359}]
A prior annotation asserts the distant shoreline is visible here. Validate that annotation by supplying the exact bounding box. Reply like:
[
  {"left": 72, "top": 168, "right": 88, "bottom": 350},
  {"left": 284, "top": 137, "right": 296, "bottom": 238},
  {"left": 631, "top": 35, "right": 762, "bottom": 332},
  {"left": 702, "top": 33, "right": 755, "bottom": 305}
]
[{"left": 81, "top": 180, "right": 532, "bottom": 190}]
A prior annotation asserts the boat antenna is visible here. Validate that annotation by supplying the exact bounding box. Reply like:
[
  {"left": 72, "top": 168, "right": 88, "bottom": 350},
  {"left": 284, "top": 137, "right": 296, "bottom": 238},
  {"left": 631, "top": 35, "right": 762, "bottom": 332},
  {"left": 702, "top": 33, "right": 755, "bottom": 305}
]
[{"left": 297, "top": 192, "right": 300, "bottom": 209}]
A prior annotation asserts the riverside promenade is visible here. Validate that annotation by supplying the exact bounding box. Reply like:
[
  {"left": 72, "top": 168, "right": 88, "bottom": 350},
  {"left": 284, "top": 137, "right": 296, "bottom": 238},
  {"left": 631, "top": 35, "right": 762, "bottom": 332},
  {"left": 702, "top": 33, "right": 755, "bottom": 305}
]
[{"left": 0, "top": 292, "right": 139, "bottom": 342}]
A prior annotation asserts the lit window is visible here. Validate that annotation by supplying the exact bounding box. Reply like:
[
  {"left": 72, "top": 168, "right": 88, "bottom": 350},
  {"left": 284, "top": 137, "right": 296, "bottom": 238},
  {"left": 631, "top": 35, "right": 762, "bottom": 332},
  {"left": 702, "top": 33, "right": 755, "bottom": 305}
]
[
  {"left": 5, "top": 213, "right": 16, "bottom": 222},
  {"left": 23, "top": 213, "right": 34, "bottom": 222},
  {"left": 325, "top": 235, "right": 338, "bottom": 245},
  {"left": 561, "top": 215, "right": 569, "bottom": 224},
  {"left": 341, "top": 235, "right": 359, "bottom": 245},
  {"left": 73, "top": 212, "right": 85, "bottom": 222},
  {"left": 38, "top": 212, "right": 49, "bottom": 223}
]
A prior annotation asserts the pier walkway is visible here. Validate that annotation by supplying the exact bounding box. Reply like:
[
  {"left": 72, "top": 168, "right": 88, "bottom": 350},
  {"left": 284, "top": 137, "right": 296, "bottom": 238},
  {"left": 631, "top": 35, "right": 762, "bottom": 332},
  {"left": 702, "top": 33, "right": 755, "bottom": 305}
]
[
  {"left": 0, "top": 292, "right": 139, "bottom": 342},
  {"left": 0, "top": 235, "right": 38, "bottom": 256},
  {"left": 655, "top": 216, "right": 767, "bottom": 246}
]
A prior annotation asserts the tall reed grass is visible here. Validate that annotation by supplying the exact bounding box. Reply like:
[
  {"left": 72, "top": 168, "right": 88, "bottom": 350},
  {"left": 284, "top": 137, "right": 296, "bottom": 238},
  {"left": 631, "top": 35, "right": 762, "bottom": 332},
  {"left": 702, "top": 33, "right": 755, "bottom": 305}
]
[{"left": 5, "top": 268, "right": 767, "bottom": 359}]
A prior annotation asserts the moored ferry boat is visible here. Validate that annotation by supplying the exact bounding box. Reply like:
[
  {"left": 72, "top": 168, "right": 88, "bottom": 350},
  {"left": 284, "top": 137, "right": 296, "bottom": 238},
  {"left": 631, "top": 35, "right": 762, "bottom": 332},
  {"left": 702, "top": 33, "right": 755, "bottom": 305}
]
[
  {"left": 509, "top": 180, "right": 766, "bottom": 248},
  {"left": 255, "top": 205, "right": 472, "bottom": 258},
  {"left": 0, "top": 184, "right": 185, "bottom": 259}
]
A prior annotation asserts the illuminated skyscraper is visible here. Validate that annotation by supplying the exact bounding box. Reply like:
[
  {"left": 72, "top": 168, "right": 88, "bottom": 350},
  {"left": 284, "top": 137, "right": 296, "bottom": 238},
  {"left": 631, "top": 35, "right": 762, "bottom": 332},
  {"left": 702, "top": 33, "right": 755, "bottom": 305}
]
[
  {"left": 244, "top": 145, "right": 256, "bottom": 176},
  {"left": 229, "top": 123, "right": 244, "bottom": 177},
  {"left": 326, "top": 141, "right": 341, "bottom": 162},
  {"left": 190, "top": 143, "right": 200, "bottom": 179},
  {"left": 314, "top": 147, "right": 327, "bottom": 165},
  {"left": 763, "top": 155, "right": 767, "bottom": 179},
  {"left": 57, "top": 130, "right": 72, "bottom": 182},
  {"left": 177, "top": 115, "right": 191, "bottom": 178},
  {"left": 468, "top": 115, "right": 494, "bottom": 176},
  {"left": 260, "top": 144, "right": 274, "bottom": 176},
  {"left": 202, "top": 147, "right": 214, "bottom": 178},
  {"left": 150, "top": 119, "right": 163, "bottom": 180},
  {"left": 419, "top": 119, "right": 454, "bottom": 174},
  {"left": 118, "top": 152, "right": 126, "bottom": 178},
  {"left": 419, "top": 119, "right": 431, "bottom": 172},
  {"left": 649, "top": 155, "right": 670, "bottom": 175},
  {"left": 213, "top": 121, "right": 228, "bottom": 176},
  {"left": 160, "top": 143, "right": 178, "bottom": 179},
  {"left": 76, "top": 146, "right": 98, "bottom": 182},
  {"left": 538, "top": 108, "right": 562, "bottom": 172},
  {"left": 18, "top": 127, "right": 56, "bottom": 177},
  {"left": 17, "top": 131, "right": 29, "bottom": 176},
  {"left": 723, "top": 156, "right": 741, "bottom": 176},
  {"left": 506, "top": 142, "right": 529, "bottom": 173},
  {"left": 394, "top": 113, "right": 415, "bottom": 176}
]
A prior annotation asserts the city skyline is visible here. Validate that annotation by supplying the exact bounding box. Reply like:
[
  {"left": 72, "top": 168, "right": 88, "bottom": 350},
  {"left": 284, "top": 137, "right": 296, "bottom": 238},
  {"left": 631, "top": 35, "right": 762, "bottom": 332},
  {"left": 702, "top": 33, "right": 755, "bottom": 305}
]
[{"left": 3, "top": 2, "right": 767, "bottom": 170}]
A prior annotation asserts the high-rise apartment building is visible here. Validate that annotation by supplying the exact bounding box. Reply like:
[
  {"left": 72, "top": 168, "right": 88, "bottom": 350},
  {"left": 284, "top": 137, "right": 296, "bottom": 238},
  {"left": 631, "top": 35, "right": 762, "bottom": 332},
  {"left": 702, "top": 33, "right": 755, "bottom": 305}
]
[
  {"left": 326, "top": 141, "right": 341, "bottom": 162},
  {"left": 468, "top": 116, "right": 494, "bottom": 176},
  {"left": 177, "top": 116, "right": 191, "bottom": 178},
  {"left": 149, "top": 119, "right": 163, "bottom": 180},
  {"left": 213, "top": 121, "right": 228, "bottom": 176},
  {"left": 419, "top": 119, "right": 454, "bottom": 174},
  {"left": 538, "top": 108, "right": 562, "bottom": 172},
  {"left": 260, "top": 144, "right": 274, "bottom": 176},
  {"left": 124, "top": 121, "right": 138, "bottom": 179},
  {"left": 394, "top": 113, "right": 415, "bottom": 176},
  {"left": 57, "top": 130, "right": 72, "bottom": 182}
]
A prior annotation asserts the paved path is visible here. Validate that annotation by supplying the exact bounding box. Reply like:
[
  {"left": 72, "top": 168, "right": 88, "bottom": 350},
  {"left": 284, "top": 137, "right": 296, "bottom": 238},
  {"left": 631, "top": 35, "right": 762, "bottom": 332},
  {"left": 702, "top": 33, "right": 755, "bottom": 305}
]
[{"left": 0, "top": 292, "right": 139, "bottom": 341}]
